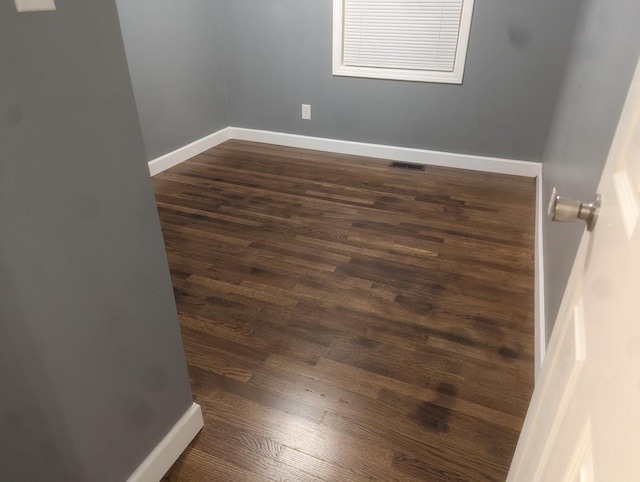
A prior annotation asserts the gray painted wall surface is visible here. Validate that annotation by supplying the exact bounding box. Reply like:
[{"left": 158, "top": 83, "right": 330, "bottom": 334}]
[
  {"left": 219, "top": 0, "right": 581, "bottom": 161},
  {"left": 115, "top": 0, "right": 228, "bottom": 160},
  {"left": 542, "top": 0, "right": 640, "bottom": 341},
  {"left": 0, "top": 1, "right": 192, "bottom": 480}
]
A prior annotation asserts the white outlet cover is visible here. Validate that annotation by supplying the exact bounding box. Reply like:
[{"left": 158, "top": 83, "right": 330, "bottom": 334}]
[
  {"left": 301, "top": 104, "right": 311, "bottom": 120},
  {"left": 15, "top": 0, "right": 56, "bottom": 12}
]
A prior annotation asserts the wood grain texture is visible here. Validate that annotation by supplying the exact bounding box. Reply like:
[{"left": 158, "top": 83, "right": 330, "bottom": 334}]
[{"left": 156, "top": 140, "right": 535, "bottom": 481}]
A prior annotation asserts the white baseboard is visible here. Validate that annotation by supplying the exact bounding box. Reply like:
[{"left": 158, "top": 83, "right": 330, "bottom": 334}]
[
  {"left": 148, "top": 127, "right": 232, "bottom": 176},
  {"left": 126, "top": 403, "right": 203, "bottom": 482},
  {"left": 534, "top": 169, "right": 546, "bottom": 381},
  {"left": 228, "top": 127, "right": 541, "bottom": 177},
  {"left": 148, "top": 127, "right": 541, "bottom": 178}
]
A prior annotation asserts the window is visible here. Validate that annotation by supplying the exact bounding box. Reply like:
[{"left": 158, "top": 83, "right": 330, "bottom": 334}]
[{"left": 333, "top": 0, "right": 475, "bottom": 84}]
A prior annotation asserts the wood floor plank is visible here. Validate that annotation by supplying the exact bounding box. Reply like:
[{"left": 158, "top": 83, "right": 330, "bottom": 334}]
[
  {"left": 154, "top": 140, "right": 536, "bottom": 481},
  {"left": 195, "top": 388, "right": 397, "bottom": 471}
]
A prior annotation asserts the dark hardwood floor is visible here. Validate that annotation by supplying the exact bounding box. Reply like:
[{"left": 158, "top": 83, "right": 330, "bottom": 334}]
[{"left": 153, "top": 140, "right": 536, "bottom": 482}]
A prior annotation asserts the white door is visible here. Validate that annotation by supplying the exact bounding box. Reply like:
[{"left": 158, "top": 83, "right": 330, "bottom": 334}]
[{"left": 508, "top": 58, "right": 640, "bottom": 481}]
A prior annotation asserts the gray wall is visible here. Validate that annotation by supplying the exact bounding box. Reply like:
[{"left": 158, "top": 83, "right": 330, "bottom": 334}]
[
  {"left": 219, "top": 0, "right": 581, "bottom": 161},
  {"left": 115, "top": 0, "right": 228, "bottom": 160},
  {"left": 0, "top": 1, "right": 193, "bottom": 480},
  {"left": 543, "top": 0, "right": 640, "bottom": 340}
]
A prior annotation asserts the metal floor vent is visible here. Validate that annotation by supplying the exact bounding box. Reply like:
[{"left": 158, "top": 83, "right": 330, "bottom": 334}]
[{"left": 389, "top": 161, "right": 425, "bottom": 171}]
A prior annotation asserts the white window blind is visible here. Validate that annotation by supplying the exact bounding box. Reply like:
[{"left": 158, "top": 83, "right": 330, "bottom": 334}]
[{"left": 333, "top": 0, "right": 474, "bottom": 84}]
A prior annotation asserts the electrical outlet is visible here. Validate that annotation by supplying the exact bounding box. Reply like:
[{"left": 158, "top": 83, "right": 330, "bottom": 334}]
[
  {"left": 15, "top": 0, "right": 56, "bottom": 12},
  {"left": 301, "top": 104, "right": 311, "bottom": 120}
]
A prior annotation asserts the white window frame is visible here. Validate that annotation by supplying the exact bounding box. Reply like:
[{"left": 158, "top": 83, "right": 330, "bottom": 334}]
[{"left": 332, "top": 0, "right": 475, "bottom": 84}]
